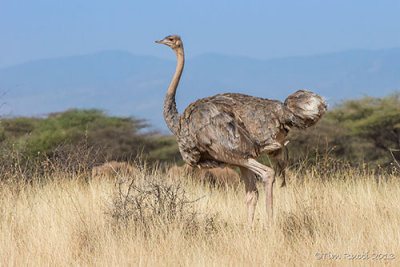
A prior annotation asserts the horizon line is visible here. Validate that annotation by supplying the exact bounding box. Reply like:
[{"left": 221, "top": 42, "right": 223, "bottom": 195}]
[{"left": 2, "top": 45, "right": 400, "bottom": 70}]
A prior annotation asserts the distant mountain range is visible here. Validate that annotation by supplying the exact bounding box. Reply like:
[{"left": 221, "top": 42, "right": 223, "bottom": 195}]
[{"left": 1, "top": 48, "right": 399, "bottom": 132}]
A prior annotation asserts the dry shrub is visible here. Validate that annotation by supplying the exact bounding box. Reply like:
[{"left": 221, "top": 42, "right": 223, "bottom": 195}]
[
  {"left": 0, "top": 144, "right": 40, "bottom": 183},
  {"left": 108, "top": 166, "right": 219, "bottom": 237},
  {"left": 0, "top": 141, "right": 99, "bottom": 185},
  {"left": 48, "top": 143, "right": 99, "bottom": 177},
  {"left": 285, "top": 148, "right": 396, "bottom": 186}
]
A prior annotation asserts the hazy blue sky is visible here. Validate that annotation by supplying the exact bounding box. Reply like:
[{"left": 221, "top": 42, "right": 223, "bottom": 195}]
[{"left": 1, "top": 0, "right": 400, "bottom": 68}]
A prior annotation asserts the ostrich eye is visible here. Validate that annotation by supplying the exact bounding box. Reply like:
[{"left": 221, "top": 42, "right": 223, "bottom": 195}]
[{"left": 168, "top": 38, "right": 173, "bottom": 41}]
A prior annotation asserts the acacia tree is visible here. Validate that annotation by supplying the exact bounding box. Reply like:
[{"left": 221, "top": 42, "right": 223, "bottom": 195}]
[
  {"left": 332, "top": 94, "right": 400, "bottom": 147},
  {"left": 331, "top": 94, "right": 400, "bottom": 164}
]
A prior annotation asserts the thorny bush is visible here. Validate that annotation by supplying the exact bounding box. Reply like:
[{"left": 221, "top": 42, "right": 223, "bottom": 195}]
[
  {"left": 107, "top": 166, "right": 219, "bottom": 237},
  {"left": 0, "top": 141, "right": 99, "bottom": 184}
]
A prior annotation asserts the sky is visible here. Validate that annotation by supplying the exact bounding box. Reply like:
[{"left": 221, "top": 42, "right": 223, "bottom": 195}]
[{"left": 1, "top": 0, "right": 400, "bottom": 68}]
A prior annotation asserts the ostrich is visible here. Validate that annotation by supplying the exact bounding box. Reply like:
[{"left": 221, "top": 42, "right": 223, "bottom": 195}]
[
  {"left": 92, "top": 161, "right": 138, "bottom": 180},
  {"left": 155, "top": 35, "right": 327, "bottom": 224},
  {"left": 168, "top": 164, "right": 241, "bottom": 189}
]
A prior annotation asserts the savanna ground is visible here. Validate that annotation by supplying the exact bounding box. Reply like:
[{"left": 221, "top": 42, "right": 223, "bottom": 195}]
[{"left": 1, "top": 158, "right": 399, "bottom": 267}]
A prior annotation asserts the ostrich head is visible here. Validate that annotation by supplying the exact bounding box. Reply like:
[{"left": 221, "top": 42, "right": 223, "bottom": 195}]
[{"left": 155, "top": 35, "right": 182, "bottom": 50}]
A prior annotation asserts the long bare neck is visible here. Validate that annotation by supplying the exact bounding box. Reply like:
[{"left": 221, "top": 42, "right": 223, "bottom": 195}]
[{"left": 163, "top": 47, "right": 184, "bottom": 135}]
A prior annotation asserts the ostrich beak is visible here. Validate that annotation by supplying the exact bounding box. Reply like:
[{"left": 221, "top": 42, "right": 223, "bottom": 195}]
[{"left": 155, "top": 39, "right": 167, "bottom": 44}]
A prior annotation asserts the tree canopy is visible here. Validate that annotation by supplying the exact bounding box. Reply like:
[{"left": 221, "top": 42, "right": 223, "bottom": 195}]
[{"left": 0, "top": 109, "right": 180, "bottom": 163}]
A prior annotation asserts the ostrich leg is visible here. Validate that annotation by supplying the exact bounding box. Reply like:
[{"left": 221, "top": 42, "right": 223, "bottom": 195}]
[
  {"left": 278, "top": 145, "right": 289, "bottom": 187},
  {"left": 239, "top": 167, "right": 258, "bottom": 224},
  {"left": 244, "top": 159, "right": 276, "bottom": 225},
  {"left": 264, "top": 169, "right": 275, "bottom": 224},
  {"left": 271, "top": 146, "right": 288, "bottom": 187}
]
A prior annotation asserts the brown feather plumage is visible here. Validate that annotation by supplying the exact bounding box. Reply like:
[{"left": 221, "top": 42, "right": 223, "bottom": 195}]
[{"left": 177, "top": 92, "right": 326, "bottom": 168}]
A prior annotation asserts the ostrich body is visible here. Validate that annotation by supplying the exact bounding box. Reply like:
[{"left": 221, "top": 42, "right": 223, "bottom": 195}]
[{"left": 156, "top": 35, "right": 327, "bottom": 224}]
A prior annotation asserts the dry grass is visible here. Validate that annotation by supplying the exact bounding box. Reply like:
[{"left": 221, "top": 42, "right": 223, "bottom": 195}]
[{"left": 0, "top": 162, "right": 400, "bottom": 266}]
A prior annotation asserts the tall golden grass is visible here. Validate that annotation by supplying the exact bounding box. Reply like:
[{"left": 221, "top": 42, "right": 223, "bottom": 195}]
[{"left": 0, "top": 161, "right": 399, "bottom": 266}]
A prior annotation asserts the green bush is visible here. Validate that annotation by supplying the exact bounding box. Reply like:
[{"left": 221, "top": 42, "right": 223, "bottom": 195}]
[
  {"left": 288, "top": 93, "right": 400, "bottom": 167},
  {"left": 0, "top": 109, "right": 180, "bottom": 164}
]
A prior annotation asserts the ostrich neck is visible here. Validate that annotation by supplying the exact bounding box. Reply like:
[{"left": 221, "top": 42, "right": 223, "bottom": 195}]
[{"left": 163, "top": 47, "right": 184, "bottom": 135}]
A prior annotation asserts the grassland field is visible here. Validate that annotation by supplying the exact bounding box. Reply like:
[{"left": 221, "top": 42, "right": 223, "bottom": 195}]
[{"left": 0, "top": 162, "right": 399, "bottom": 266}]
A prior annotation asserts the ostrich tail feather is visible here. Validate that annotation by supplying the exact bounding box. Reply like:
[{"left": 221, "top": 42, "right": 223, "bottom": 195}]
[{"left": 284, "top": 90, "right": 327, "bottom": 129}]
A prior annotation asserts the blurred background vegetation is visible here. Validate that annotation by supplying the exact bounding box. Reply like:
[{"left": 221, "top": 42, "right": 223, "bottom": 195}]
[
  {"left": 0, "top": 109, "right": 180, "bottom": 166},
  {"left": 0, "top": 93, "right": 399, "bottom": 173},
  {"left": 288, "top": 93, "right": 400, "bottom": 169}
]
